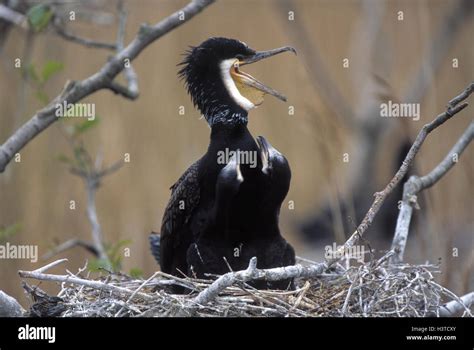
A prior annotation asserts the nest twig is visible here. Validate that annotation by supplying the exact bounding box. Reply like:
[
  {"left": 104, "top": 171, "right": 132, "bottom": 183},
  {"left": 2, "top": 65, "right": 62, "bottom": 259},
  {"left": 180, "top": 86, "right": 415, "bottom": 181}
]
[{"left": 17, "top": 252, "right": 473, "bottom": 317}]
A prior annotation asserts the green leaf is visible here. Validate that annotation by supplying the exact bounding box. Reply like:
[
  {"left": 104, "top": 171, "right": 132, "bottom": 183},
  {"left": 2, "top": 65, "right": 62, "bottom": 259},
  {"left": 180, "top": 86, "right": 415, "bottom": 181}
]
[
  {"left": 0, "top": 223, "right": 22, "bottom": 243},
  {"left": 87, "top": 258, "right": 111, "bottom": 272},
  {"left": 73, "top": 117, "right": 100, "bottom": 136},
  {"left": 27, "top": 4, "right": 53, "bottom": 32},
  {"left": 129, "top": 268, "right": 143, "bottom": 279},
  {"left": 42, "top": 61, "right": 64, "bottom": 82}
]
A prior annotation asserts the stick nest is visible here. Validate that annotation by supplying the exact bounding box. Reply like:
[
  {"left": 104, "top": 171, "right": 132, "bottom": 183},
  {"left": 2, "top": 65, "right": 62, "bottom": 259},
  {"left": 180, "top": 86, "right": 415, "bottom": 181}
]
[{"left": 23, "top": 253, "right": 472, "bottom": 317}]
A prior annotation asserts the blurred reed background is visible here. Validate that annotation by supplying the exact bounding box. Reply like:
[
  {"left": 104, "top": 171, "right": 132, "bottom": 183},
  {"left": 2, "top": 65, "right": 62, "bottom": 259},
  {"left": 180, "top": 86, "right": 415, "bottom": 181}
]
[{"left": 0, "top": 0, "right": 472, "bottom": 305}]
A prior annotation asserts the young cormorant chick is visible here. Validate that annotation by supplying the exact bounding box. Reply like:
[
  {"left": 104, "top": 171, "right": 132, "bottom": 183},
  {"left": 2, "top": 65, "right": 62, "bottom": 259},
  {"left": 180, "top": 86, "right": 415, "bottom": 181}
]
[{"left": 187, "top": 136, "right": 295, "bottom": 290}]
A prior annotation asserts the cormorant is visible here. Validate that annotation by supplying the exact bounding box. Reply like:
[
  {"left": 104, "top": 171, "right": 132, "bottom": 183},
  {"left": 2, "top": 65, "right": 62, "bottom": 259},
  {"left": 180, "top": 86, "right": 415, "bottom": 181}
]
[
  {"left": 152, "top": 37, "right": 296, "bottom": 290},
  {"left": 187, "top": 136, "right": 295, "bottom": 290}
]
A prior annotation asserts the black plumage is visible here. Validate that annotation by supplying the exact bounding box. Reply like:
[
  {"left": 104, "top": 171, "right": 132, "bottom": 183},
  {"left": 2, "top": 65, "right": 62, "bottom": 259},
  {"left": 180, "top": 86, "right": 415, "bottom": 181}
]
[
  {"left": 151, "top": 38, "right": 296, "bottom": 290},
  {"left": 187, "top": 136, "right": 295, "bottom": 290}
]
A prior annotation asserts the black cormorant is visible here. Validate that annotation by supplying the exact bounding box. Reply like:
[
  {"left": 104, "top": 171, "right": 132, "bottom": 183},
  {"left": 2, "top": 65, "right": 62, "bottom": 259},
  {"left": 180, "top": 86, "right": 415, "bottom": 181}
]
[{"left": 152, "top": 37, "right": 296, "bottom": 289}]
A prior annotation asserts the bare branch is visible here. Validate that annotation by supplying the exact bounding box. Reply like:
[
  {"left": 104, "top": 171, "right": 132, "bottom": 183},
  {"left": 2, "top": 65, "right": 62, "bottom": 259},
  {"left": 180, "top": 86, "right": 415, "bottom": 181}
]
[
  {"left": 327, "top": 83, "right": 473, "bottom": 265},
  {"left": 391, "top": 121, "right": 474, "bottom": 263},
  {"left": 96, "top": 159, "right": 124, "bottom": 178},
  {"left": 438, "top": 291, "right": 474, "bottom": 317},
  {"left": 42, "top": 238, "right": 99, "bottom": 260},
  {"left": 34, "top": 258, "right": 68, "bottom": 273},
  {"left": 85, "top": 177, "right": 108, "bottom": 263},
  {"left": 68, "top": 145, "right": 124, "bottom": 267},
  {"left": 115, "top": 0, "right": 139, "bottom": 99},
  {"left": 106, "top": 80, "right": 138, "bottom": 100},
  {"left": 52, "top": 17, "right": 117, "bottom": 50},
  {"left": 0, "top": 290, "right": 25, "bottom": 317},
  {"left": 0, "top": 4, "right": 27, "bottom": 29},
  {"left": 18, "top": 260, "right": 154, "bottom": 301},
  {"left": 0, "top": 0, "right": 216, "bottom": 173},
  {"left": 181, "top": 257, "right": 328, "bottom": 315}
]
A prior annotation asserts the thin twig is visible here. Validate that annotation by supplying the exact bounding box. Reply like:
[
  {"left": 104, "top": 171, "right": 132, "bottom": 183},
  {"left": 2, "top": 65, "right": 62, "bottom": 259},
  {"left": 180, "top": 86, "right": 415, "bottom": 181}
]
[
  {"left": 114, "top": 271, "right": 160, "bottom": 317},
  {"left": 34, "top": 258, "right": 68, "bottom": 273},
  {"left": 18, "top": 268, "right": 153, "bottom": 301},
  {"left": 52, "top": 17, "right": 117, "bottom": 50},
  {"left": 42, "top": 238, "right": 99, "bottom": 260}
]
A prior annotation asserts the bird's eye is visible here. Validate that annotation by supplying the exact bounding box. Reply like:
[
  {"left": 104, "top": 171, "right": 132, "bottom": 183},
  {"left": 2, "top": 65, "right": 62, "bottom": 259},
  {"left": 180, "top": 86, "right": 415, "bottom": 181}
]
[{"left": 235, "top": 54, "right": 244, "bottom": 60}]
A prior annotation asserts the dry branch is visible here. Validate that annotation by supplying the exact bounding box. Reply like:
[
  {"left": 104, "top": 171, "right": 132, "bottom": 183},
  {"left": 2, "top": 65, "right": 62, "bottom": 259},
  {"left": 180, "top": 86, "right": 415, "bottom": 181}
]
[
  {"left": 0, "top": 3, "right": 27, "bottom": 29},
  {"left": 391, "top": 121, "right": 474, "bottom": 263},
  {"left": 42, "top": 238, "right": 99, "bottom": 260},
  {"left": 52, "top": 19, "right": 117, "bottom": 50},
  {"left": 330, "top": 82, "right": 473, "bottom": 264},
  {"left": 0, "top": 0, "right": 216, "bottom": 173},
  {"left": 0, "top": 290, "right": 25, "bottom": 317},
  {"left": 438, "top": 292, "right": 474, "bottom": 317},
  {"left": 69, "top": 157, "right": 125, "bottom": 266},
  {"left": 18, "top": 259, "right": 154, "bottom": 301},
  {"left": 183, "top": 257, "right": 328, "bottom": 314},
  {"left": 114, "top": 0, "right": 139, "bottom": 99}
]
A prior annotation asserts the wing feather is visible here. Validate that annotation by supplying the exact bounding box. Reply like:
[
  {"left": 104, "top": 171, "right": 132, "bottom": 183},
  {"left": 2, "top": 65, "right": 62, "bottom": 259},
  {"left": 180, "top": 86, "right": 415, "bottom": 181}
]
[{"left": 159, "top": 160, "right": 201, "bottom": 273}]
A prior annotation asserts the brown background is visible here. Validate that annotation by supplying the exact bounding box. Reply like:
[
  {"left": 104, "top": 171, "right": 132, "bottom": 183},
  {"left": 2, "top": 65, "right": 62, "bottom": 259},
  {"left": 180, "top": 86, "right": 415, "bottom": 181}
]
[{"left": 0, "top": 0, "right": 472, "bottom": 306}]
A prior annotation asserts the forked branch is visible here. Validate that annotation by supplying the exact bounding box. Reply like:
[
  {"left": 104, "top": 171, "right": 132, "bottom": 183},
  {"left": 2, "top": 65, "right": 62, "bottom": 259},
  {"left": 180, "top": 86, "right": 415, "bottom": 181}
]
[{"left": 391, "top": 121, "right": 474, "bottom": 263}]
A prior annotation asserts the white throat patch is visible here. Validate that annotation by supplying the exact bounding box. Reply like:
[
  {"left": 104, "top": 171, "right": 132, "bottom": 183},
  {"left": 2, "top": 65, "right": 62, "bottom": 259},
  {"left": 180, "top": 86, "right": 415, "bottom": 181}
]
[{"left": 219, "top": 59, "right": 255, "bottom": 111}]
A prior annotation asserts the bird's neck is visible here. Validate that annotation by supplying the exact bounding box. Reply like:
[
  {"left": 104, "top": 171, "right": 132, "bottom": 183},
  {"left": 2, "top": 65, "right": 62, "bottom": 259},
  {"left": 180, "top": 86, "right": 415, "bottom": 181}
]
[
  {"left": 209, "top": 122, "right": 255, "bottom": 151},
  {"left": 205, "top": 105, "right": 248, "bottom": 127}
]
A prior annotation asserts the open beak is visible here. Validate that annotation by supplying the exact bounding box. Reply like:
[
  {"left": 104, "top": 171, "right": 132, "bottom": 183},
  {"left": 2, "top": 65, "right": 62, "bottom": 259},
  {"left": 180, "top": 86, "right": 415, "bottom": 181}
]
[{"left": 230, "top": 46, "right": 296, "bottom": 104}]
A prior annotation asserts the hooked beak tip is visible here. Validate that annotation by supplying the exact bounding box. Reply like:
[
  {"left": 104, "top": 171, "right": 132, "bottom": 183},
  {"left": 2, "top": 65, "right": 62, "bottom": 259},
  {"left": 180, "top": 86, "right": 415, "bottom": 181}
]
[{"left": 240, "top": 45, "right": 297, "bottom": 66}]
